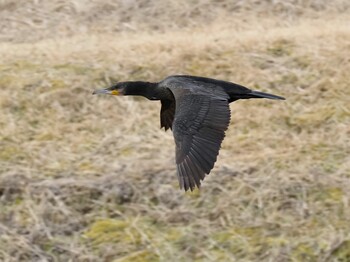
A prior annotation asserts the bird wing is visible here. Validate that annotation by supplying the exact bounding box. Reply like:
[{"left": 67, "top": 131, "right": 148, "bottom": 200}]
[
  {"left": 160, "top": 100, "right": 175, "bottom": 131},
  {"left": 162, "top": 77, "right": 231, "bottom": 191}
]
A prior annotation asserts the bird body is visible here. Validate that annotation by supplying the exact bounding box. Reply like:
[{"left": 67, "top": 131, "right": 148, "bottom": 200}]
[{"left": 93, "top": 75, "right": 285, "bottom": 191}]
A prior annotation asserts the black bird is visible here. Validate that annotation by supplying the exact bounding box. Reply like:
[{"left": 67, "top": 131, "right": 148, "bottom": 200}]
[{"left": 93, "top": 75, "right": 285, "bottom": 191}]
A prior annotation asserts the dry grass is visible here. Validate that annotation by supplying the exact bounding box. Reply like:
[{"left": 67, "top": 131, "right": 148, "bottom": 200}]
[{"left": 1, "top": 1, "right": 350, "bottom": 261}]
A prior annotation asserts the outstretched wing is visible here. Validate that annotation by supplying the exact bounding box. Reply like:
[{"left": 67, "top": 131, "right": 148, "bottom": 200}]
[{"left": 162, "top": 77, "right": 231, "bottom": 191}]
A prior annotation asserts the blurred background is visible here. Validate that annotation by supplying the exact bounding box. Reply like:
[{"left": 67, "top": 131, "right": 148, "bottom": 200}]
[{"left": 0, "top": 0, "right": 350, "bottom": 261}]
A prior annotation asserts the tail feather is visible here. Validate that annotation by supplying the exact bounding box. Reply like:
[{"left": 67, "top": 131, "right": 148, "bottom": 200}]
[{"left": 249, "top": 90, "right": 285, "bottom": 100}]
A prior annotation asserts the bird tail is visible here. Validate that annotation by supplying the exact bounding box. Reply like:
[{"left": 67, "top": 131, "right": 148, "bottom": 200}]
[{"left": 249, "top": 90, "right": 285, "bottom": 100}]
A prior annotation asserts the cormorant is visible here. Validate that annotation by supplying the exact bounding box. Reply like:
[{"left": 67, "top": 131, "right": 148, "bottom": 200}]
[{"left": 93, "top": 75, "right": 285, "bottom": 191}]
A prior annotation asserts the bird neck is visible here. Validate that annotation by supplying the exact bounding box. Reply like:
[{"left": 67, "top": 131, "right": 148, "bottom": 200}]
[
  {"left": 124, "top": 81, "right": 165, "bottom": 100},
  {"left": 123, "top": 81, "right": 160, "bottom": 100}
]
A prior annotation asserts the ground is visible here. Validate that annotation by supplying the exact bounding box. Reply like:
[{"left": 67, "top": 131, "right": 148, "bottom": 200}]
[{"left": 0, "top": 0, "right": 350, "bottom": 261}]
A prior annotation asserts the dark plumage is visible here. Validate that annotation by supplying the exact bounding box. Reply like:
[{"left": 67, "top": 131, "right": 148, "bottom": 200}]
[{"left": 93, "top": 75, "right": 285, "bottom": 191}]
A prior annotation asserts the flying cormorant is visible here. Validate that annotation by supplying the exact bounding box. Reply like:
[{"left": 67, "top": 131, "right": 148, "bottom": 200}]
[{"left": 93, "top": 75, "right": 285, "bottom": 191}]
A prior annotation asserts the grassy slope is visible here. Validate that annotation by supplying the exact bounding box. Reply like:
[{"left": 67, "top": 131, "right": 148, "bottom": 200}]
[{"left": 0, "top": 1, "right": 350, "bottom": 261}]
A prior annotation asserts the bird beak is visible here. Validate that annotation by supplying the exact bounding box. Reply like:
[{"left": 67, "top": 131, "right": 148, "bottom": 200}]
[{"left": 92, "top": 88, "right": 120, "bottom": 96}]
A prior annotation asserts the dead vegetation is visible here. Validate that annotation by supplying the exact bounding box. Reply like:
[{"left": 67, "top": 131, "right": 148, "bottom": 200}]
[{"left": 0, "top": 0, "right": 350, "bottom": 261}]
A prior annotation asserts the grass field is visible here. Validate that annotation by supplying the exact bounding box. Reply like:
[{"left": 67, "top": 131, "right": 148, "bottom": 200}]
[{"left": 1, "top": 1, "right": 350, "bottom": 261}]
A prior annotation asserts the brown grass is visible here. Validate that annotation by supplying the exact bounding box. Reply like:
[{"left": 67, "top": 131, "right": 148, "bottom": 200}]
[{"left": 0, "top": 1, "right": 350, "bottom": 261}]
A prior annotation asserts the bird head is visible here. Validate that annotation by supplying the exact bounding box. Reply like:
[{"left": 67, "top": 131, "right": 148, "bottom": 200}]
[
  {"left": 92, "top": 82, "right": 127, "bottom": 96},
  {"left": 93, "top": 81, "right": 157, "bottom": 99}
]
